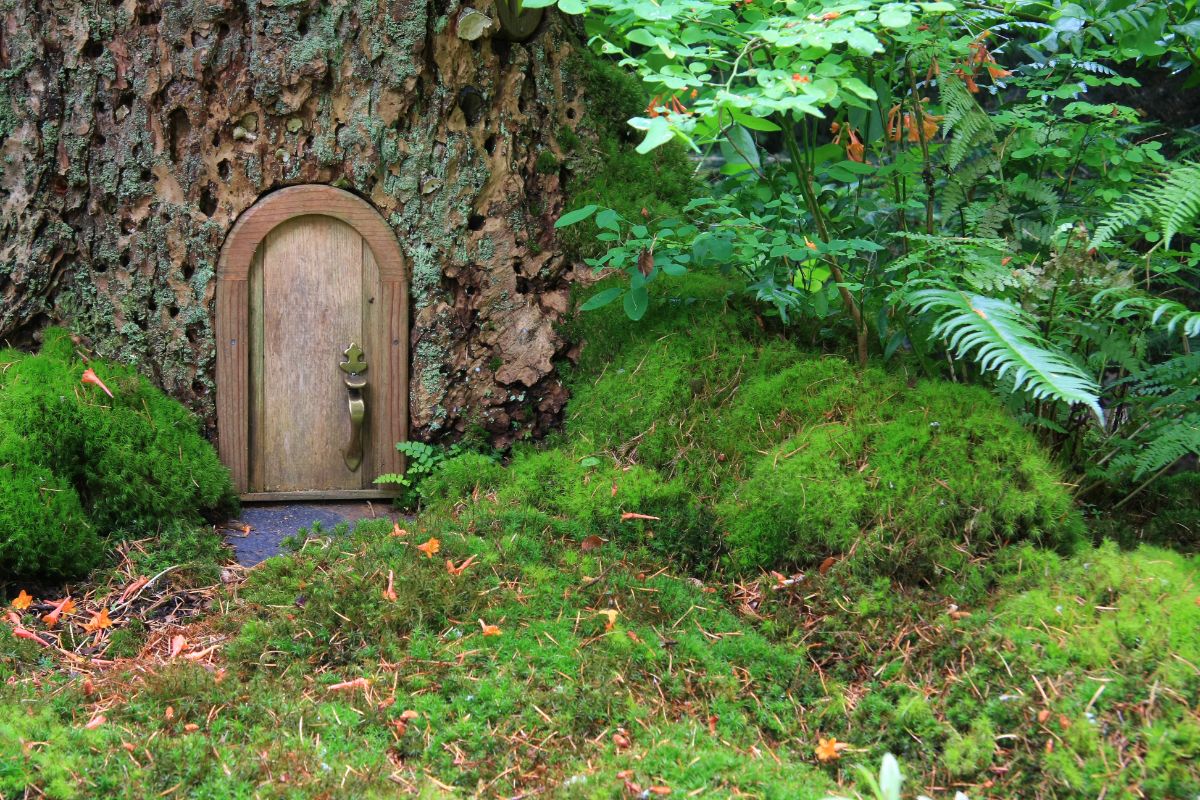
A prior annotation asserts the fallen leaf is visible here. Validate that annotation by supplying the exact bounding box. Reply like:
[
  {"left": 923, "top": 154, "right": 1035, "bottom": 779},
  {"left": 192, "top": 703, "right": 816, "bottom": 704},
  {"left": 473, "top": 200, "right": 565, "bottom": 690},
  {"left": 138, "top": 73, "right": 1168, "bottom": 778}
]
[
  {"left": 328, "top": 677, "right": 369, "bottom": 692},
  {"left": 85, "top": 714, "right": 107, "bottom": 729},
  {"left": 382, "top": 569, "right": 397, "bottom": 602},
  {"left": 620, "top": 512, "right": 660, "bottom": 522},
  {"left": 390, "top": 523, "right": 408, "bottom": 537},
  {"left": 168, "top": 635, "right": 187, "bottom": 658},
  {"left": 1037, "top": 709, "right": 1051, "bottom": 724},
  {"left": 416, "top": 537, "right": 441, "bottom": 558},
  {"left": 81, "top": 367, "right": 114, "bottom": 398},
  {"left": 599, "top": 609, "right": 618, "bottom": 632},
  {"left": 708, "top": 714, "right": 718, "bottom": 735},
  {"left": 649, "top": 787, "right": 672, "bottom": 796},
  {"left": 183, "top": 644, "right": 220, "bottom": 660},
  {"left": 818, "top": 556, "right": 837, "bottom": 575},
  {"left": 11, "top": 590, "right": 33, "bottom": 611},
  {"left": 184, "top": 723, "right": 200, "bottom": 732},
  {"left": 611, "top": 481, "right": 618, "bottom": 497},
  {"left": 580, "top": 535, "right": 605, "bottom": 552},
  {"left": 613, "top": 731, "right": 631, "bottom": 749},
  {"left": 165, "top": 706, "right": 175, "bottom": 720},
  {"left": 83, "top": 678, "right": 95, "bottom": 696},
  {"left": 479, "top": 619, "right": 502, "bottom": 637},
  {"left": 83, "top": 608, "right": 112, "bottom": 633},
  {"left": 446, "top": 555, "right": 477, "bottom": 576}
]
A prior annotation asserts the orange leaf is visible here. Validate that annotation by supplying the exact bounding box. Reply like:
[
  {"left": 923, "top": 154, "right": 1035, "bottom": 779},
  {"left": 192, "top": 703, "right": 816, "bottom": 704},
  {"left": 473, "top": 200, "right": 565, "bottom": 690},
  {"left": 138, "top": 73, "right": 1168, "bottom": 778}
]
[
  {"left": 382, "top": 569, "right": 397, "bottom": 602},
  {"left": 479, "top": 619, "right": 502, "bottom": 637},
  {"left": 818, "top": 556, "right": 837, "bottom": 575},
  {"left": 416, "top": 537, "right": 441, "bottom": 558},
  {"left": 620, "top": 512, "right": 661, "bottom": 522},
  {"left": 184, "top": 723, "right": 200, "bottom": 732},
  {"left": 83, "top": 608, "right": 112, "bottom": 633},
  {"left": 84, "top": 714, "right": 107, "bottom": 729},
  {"left": 649, "top": 787, "right": 672, "bottom": 796},
  {"left": 11, "top": 590, "right": 33, "bottom": 611},
  {"left": 81, "top": 367, "right": 114, "bottom": 398}
]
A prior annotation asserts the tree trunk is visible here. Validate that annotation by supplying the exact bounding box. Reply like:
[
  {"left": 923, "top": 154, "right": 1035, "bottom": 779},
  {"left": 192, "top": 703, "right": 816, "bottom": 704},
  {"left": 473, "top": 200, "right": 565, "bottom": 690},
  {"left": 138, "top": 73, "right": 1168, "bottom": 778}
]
[{"left": 1, "top": 0, "right": 592, "bottom": 447}]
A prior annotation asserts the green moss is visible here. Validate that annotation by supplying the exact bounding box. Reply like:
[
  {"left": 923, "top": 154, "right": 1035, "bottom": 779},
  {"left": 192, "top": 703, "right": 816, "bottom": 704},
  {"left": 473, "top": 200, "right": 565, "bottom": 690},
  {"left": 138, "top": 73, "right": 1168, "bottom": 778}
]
[
  {"left": 535, "top": 149, "right": 559, "bottom": 174},
  {"left": 0, "top": 329, "right": 236, "bottom": 580},
  {"left": 943, "top": 716, "right": 995, "bottom": 777}
]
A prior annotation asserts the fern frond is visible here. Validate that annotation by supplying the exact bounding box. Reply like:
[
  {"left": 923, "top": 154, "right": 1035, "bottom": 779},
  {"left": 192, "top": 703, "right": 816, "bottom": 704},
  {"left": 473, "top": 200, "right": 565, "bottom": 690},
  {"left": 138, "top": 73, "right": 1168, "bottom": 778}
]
[
  {"left": 907, "top": 289, "right": 1104, "bottom": 422},
  {"left": 1107, "top": 414, "right": 1200, "bottom": 478},
  {"left": 1091, "top": 162, "right": 1200, "bottom": 249},
  {"left": 941, "top": 75, "right": 996, "bottom": 170}
]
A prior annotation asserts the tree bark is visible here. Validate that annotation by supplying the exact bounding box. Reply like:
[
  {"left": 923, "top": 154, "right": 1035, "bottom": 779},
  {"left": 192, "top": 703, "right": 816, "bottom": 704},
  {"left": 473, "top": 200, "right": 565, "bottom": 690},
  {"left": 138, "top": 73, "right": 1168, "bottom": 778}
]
[{"left": 1, "top": 0, "right": 591, "bottom": 447}]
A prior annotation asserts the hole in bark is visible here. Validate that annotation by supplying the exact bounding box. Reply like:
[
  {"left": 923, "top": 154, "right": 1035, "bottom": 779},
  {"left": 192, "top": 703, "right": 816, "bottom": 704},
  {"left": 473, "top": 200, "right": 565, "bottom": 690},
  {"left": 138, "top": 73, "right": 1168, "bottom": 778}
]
[
  {"left": 82, "top": 39, "right": 103, "bottom": 59},
  {"left": 191, "top": 380, "right": 207, "bottom": 395},
  {"left": 199, "top": 183, "right": 217, "bottom": 217},
  {"left": 168, "top": 305, "right": 180, "bottom": 318},
  {"left": 217, "top": 159, "right": 231, "bottom": 180},
  {"left": 468, "top": 214, "right": 485, "bottom": 231},
  {"left": 182, "top": 262, "right": 195, "bottom": 281},
  {"left": 185, "top": 324, "right": 200, "bottom": 345},
  {"left": 298, "top": 13, "right": 310, "bottom": 36},
  {"left": 512, "top": 259, "right": 530, "bottom": 294},
  {"left": 211, "top": 130, "right": 220, "bottom": 147},
  {"left": 566, "top": 107, "right": 577, "bottom": 120},
  {"left": 147, "top": 295, "right": 158, "bottom": 313},
  {"left": 137, "top": 9, "right": 161, "bottom": 26},
  {"left": 169, "top": 108, "right": 190, "bottom": 161},
  {"left": 493, "top": 38, "right": 511, "bottom": 65},
  {"left": 458, "top": 87, "right": 485, "bottom": 126},
  {"left": 484, "top": 135, "right": 497, "bottom": 156}
]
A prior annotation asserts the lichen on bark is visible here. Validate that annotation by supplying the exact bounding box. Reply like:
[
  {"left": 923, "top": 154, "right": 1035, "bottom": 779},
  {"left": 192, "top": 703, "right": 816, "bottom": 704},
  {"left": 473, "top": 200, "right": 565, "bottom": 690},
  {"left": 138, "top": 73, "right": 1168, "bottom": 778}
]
[{"left": 1, "top": 0, "right": 604, "bottom": 447}]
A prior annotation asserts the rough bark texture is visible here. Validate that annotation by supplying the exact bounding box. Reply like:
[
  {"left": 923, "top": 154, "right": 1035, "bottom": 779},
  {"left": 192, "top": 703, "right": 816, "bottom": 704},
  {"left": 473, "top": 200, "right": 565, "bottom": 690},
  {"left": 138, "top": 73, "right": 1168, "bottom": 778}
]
[{"left": 1, "top": 0, "right": 591, "bottom": 446}]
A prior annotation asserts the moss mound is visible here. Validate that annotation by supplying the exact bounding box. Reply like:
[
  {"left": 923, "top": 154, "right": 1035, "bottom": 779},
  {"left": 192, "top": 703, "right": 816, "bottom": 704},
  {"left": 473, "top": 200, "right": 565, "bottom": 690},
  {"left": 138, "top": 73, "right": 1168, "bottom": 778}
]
[
  {"left": 0, "top": 329, "right": 236, "bottom": 580},
  {"left": 523, "top": 275, "right": 1080, "bottom": 587}
]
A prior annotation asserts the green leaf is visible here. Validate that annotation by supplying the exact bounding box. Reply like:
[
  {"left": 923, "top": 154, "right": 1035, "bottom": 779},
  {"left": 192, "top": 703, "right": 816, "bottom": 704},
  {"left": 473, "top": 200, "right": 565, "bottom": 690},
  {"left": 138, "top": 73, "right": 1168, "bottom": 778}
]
[
  {"left": 660, "top": 259, "right": 688, "bottom": 276},
  {"left": 635, "top": 116, "right": 676, "bottom": 154},
  {"left": 730, "top": 108, "right": 781, "bottom": 132},
  {"left": 878, "top": 6, "right": 913, "bottom": 27},
  {"left": 579, "top": 287, "right": 623, "bottom": 311},
  {"left": 520, "top": 0, "right": 557, "bottom": 7},
  {"left": 624, "top": 285, "right": 650, "bottom": 320},
  {"left": 555, "top": 204, "right": 599, "bottom": 228},
  {"left": 595, "top": 208, "right": 621, "bottom": 231},
  {"left": 557, "top": 0, "right": 586, "bottom": 12},
  {"left": 841, "top": 77, "right": 878, "bottom": 101}
]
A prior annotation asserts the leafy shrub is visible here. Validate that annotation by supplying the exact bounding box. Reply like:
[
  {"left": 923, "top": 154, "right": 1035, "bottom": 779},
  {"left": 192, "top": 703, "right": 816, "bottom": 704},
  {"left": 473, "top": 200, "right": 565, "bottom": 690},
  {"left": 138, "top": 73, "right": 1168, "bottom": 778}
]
[{"left": 0, "top": 329, "right": 235, "bottom": 579}]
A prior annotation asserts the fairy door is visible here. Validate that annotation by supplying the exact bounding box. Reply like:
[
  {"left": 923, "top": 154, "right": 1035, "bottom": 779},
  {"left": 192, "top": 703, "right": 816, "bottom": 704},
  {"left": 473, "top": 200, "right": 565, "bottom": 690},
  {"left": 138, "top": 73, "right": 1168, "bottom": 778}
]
[{"left": 216, "top": 186, "right": 409, "bottom": 499}]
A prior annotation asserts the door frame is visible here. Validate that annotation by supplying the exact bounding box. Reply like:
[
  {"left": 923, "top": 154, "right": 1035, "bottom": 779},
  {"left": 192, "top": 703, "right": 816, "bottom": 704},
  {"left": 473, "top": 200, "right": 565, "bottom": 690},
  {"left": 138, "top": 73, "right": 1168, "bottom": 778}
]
[{"left": 215, "top": 185, "right": 408, "bottom": 499}]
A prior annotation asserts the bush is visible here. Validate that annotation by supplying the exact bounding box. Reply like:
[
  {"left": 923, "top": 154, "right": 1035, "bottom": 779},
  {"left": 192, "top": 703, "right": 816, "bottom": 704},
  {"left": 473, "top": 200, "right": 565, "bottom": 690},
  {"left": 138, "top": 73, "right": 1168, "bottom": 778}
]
[{"left": 0, "top": 329, "right": 236, "bottom": 579}]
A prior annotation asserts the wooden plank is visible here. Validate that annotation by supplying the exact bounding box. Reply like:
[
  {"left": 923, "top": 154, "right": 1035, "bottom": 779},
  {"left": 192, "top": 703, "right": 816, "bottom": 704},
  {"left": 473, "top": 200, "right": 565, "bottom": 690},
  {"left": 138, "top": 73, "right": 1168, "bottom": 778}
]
[
  {"left": 240, "top": 489, "right": 397, "bottom": 502},
  {"left": 382, "top": 278, "right": 409, "bottom": 477},
  {"left": 260, "top": 216, "right": 363, "bottom": 491},
  {"left": 215, "top": 279, "right": 249, "bottom": 492},
  {"left": 248, "top": 247, "right": 265, "bottom": 492}
]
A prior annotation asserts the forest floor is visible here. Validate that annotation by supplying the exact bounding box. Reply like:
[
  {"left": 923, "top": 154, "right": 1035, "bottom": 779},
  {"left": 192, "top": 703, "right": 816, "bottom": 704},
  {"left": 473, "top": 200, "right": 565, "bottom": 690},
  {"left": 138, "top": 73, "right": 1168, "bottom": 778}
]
[{"left": 3, "top": 278, "right": 1198, "bottom": 799}]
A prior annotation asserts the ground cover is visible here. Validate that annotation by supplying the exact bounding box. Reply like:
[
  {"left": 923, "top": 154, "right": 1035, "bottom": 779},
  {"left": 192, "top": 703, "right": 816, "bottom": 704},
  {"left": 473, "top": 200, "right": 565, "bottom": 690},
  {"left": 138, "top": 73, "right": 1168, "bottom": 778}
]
[{"left": 3, "top": 281, "right": 1197, "bottom": 799}]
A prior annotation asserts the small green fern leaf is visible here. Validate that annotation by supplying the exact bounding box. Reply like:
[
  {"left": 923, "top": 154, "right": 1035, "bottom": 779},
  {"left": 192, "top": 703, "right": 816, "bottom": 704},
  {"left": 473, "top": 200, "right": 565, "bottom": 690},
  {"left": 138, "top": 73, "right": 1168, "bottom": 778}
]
[{"left": 908, "top": 289, "right": 1104, "bottom": 423}]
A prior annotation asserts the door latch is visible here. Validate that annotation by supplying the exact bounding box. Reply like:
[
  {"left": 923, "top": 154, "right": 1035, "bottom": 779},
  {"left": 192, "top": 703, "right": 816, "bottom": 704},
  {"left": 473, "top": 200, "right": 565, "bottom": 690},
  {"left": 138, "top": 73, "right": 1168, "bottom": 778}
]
[{"left": 339, "top": 343, "right": 368, "bottom": 471}]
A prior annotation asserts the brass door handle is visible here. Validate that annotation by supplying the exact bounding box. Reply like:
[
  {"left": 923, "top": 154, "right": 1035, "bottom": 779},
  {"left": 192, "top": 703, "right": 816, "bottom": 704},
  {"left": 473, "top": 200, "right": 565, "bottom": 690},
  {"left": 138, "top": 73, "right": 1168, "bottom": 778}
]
[{"left": 339, "top": 343, "right": 368, "bottom": 472}]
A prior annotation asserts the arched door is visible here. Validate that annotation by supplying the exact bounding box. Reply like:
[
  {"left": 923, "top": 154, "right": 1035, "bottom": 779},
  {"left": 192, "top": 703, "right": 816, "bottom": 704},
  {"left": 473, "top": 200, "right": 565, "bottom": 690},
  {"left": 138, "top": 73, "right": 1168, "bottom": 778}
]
[{"left": 215, "top": 186, "right": 408, "bottom": 499}]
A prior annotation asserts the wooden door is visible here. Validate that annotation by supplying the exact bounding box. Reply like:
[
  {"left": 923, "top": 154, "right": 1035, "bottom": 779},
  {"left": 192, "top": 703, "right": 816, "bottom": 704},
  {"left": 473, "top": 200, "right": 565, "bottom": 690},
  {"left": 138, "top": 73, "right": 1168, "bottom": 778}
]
[
  {"left": 216, "top": 185, "right": 408, "bottom": 499},
  {"left": 246, "top": 215, "right": 389, "bottom": 494}
]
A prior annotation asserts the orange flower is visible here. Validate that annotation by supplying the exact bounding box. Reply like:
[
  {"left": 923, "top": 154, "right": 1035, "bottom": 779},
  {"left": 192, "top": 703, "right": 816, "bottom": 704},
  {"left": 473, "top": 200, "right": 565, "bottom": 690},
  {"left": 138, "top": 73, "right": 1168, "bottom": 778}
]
[
  {"left": 42, "top": 597, "right": 76, "bottom": 628},
  {"left": 846, "top": 129, "right": 864, "bottom": 162},
  {"left": 390, "top": 522, "right": 408, "bottom": 537},
  {"left": 11, "top": 590, "right": 33, "bottom": 611},
  {"left": 81, "top": 368, "right": 114, "bottom": 398},
  {"left": 446, "top": 555, "right": 477, "bottom": 577},
  {"left": 83, "top": 608, "right": 112, "bottom": 633},
  {"left": 479, "top": 620, "right": 502, "bottom": 637},
  {"left": 382, "top": 569, "right": 397, "bottom": 602},
  {"left": 416, "top": 537, "right": 441, "bottom": 558},
  {"left": 804, "top": 237, "right": 818, "bottom": 251},
  {"left": 815, "top": 736, "right": 844, "bottom": 762},
  {"left": 986, "top": 63, "right": 1012, "bottom": 79}
]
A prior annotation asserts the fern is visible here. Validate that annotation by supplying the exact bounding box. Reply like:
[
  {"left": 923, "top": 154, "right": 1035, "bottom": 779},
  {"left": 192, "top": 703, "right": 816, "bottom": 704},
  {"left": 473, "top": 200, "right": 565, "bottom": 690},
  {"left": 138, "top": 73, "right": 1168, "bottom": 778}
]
[
  {"left": 941, "top": 75, "right": 997, "bottom": 171},
  {"left": 1090, "top": 162, "right": 1200, "bottom": 249},
  {"left": 1107, "top": 413, "right": 1200, "bottom": 478},
  {"left": 907, "top": 289, "right": 1104, "bottom": 422}
]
